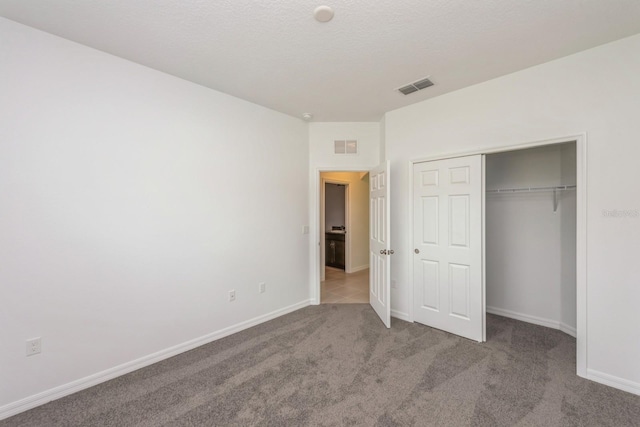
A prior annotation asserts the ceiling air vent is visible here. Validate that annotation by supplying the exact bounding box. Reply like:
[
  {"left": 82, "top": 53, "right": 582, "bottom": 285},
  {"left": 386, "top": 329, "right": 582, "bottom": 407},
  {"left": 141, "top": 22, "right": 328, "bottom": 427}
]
[{"left": 397, "top": 77, "right": 434, "bottom": 95}]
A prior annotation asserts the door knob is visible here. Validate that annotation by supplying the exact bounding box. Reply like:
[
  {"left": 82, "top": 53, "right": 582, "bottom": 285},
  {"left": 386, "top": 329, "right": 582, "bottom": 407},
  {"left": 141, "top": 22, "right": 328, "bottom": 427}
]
[
  {"left": 389, "top": 250, "right": 395, "bottom": 255},
  {"left": 414, "top": 249, "right": 420, "bottom": 254},
  {"left": 380, "top": 249, "right": 387, "bottom": 255}
]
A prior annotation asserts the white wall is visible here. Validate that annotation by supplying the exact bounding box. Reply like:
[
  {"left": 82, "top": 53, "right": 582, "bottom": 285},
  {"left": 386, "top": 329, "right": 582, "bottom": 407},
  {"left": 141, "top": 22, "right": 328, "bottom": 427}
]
[
  {"left": 0, "top": 17, "right": 310, "bottom": 415},
  {"left": 321, "top": 172, "right": 370, "bottom": 272},
  {"left": 308, "top": 122, "right": 380, "bottom": 302},
  {"left": 309, "top": 122, "right": 381, "bottom": 170},
  {"left": 379, "top": 116, "right": 386, "bottom": 163},
  {"left": 485, "top": 144, "right": 576, "bottom": 333},
  {"left": 385, "top": 33, "right": 640, "bottom": 393}
]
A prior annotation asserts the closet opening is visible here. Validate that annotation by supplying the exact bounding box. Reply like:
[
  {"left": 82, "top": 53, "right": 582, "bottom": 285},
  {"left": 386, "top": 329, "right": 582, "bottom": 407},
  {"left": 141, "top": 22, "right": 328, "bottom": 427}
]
[
  {"left": 410, "top": 134, "right": 586, "bottom": 375},
  {"left": 485, "top": 141, "right": 577, "bottom": 338}
]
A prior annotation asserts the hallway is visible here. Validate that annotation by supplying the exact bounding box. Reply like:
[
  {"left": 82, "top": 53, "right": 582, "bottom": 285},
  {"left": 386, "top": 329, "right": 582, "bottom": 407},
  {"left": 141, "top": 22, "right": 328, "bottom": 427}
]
[{"left": 320, "top": 267, "right": 369, "bottom": 304}]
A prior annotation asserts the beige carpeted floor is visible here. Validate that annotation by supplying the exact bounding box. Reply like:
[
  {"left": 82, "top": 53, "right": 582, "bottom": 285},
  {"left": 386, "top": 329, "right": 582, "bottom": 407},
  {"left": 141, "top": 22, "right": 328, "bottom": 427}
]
[{"left": 2, "top": 304, "right": 639, "bottom": 426}]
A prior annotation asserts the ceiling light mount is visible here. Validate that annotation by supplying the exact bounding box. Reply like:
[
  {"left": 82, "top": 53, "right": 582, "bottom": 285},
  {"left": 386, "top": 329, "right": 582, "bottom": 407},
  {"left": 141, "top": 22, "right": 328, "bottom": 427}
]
[{"left": 314, "top": 6, "right": 334, "bottom": 23}]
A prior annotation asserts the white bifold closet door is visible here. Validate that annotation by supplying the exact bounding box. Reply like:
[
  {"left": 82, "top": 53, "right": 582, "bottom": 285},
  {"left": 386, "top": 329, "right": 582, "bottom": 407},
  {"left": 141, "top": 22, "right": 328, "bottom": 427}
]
[{"left": 412, "top": 155, "right": 484, "bottom": 342}]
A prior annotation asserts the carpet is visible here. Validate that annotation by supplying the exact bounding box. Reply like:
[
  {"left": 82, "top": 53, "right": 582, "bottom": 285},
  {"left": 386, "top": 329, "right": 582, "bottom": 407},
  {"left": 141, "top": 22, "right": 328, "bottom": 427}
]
[{"left": 2, "top": 304, "right": 639, "bottom": 426}]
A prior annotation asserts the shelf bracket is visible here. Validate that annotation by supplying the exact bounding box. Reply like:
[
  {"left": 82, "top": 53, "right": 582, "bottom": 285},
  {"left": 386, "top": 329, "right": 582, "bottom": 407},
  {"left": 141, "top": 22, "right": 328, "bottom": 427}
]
[{"left": 553, "top": 188, "right": 558, "bottom": 212}]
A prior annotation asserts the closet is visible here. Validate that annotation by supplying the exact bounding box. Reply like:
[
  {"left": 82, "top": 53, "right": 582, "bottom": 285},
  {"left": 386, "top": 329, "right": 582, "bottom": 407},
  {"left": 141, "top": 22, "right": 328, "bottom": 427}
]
[{"left": 485, "top": 142, "right": 577, "bottom": 337}]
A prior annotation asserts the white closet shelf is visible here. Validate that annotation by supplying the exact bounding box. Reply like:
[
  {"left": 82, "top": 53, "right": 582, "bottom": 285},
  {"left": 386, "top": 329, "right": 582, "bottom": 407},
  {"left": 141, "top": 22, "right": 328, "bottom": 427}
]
[{"left": 486, "top": 185, "right": 576, "bottom": 212}]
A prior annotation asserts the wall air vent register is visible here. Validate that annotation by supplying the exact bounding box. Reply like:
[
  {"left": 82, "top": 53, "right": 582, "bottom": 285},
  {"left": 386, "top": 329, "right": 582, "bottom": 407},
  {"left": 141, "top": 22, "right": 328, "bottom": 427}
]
[{"left": 334, "top": 140, "right": 358, "bottom": 154}]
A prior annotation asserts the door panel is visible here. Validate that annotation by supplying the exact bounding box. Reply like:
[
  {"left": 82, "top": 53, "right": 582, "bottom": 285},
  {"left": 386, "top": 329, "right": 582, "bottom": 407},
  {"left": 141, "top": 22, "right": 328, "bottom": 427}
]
[
  {"left": 449, "top": 263, "right": 470, "bottom": 319},
  {"left": 421, "top": 260, "right": 439, "bottom": 310},
  {"left": 449, "top": 195, "right": 469, "bottom": 247},
  {"left": 421, "top": 197, "right": 439, "bottom": 244},
  {"left": 413, "top": 155, "right": 483, "bottom": 341},
  {"left": 370, "top": 161, "right": 391, "bottom": 328}
]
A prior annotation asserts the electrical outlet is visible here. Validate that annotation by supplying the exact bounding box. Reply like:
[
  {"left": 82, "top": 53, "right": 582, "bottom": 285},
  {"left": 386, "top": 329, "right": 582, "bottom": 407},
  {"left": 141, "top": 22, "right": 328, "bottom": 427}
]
[
  {"left": 391, "top": 279, "right": 397, "bottom": 289},
  {"left": 302, "top": 226, "right": 310, "bottom": 235},
  {"left": 259, "top": 282, "right": 266, "bottom": 293},
  {"left": 26, "top": 337, "right": 41, "bottom": 356},
  {"left": 228, "top": 290, "right": 236, "bottom": 302}
]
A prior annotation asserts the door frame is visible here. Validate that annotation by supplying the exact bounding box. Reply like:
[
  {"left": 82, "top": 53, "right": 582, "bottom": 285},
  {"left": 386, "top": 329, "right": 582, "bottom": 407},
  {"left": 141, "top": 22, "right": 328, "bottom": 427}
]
[
  {"left": 320, "top": 178, "right": 350, "bottom": 280},
  {"left": 408, "top": 133, "right": 587, "bottom": 377},
  {"left": 311, "top": 167, "right": 374, "bottom": 305}
]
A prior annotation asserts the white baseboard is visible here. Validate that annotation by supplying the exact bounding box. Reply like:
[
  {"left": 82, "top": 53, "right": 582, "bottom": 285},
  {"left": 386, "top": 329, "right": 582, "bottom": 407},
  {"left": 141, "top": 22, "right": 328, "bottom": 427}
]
[
  {"left": 486, "top": 306, "right": 576, "bottom": 338},
  {"left": 347, "top": 264, "right": 369, "bottom": 273},
  {"left": 587, "top": 369, "right": 640, "bottom": 396},
  {"left": 0, "top": 299, "right": 312, "bottom": 421},
  {"left": 487, "top": 306, "right": 559, "bottom": 329},
  {"left": 391, "top": 309, "right": 411, "bottom": 322},
  {"left": 559, "top": 322, "right": 577, "bottom": 338}
]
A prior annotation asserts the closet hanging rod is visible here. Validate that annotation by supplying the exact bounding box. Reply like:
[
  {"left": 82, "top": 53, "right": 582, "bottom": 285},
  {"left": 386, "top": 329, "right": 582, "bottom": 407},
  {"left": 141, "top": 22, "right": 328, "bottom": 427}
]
[{"left": 486, "top": 184, "right": 576, "bottom": 194}]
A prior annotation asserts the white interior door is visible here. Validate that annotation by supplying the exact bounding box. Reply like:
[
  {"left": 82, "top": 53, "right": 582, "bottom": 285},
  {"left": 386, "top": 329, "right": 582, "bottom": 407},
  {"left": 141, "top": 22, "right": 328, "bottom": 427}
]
[
  {"left": 370, "top": 161, "right": 391, "bottom": 328},
  {"left": 413, "top": 155, "right": 484, "bottom": 341}
]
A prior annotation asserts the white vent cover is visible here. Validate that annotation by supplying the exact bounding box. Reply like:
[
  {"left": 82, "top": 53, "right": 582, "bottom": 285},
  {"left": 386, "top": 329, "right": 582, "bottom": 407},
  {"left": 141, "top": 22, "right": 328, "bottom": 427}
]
[
  {"left": 334, "top": 140, "right": 358, "bottom": 154},
  {"left": 397, "top": 77, "right": 434, "bottom": 95}
]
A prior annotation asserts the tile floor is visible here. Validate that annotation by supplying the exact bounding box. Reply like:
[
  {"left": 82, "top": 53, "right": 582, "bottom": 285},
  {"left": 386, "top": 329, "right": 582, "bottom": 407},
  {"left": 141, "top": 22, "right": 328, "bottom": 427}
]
[{"left": 321, "top": 267, "right": 369, "bottom": 304}]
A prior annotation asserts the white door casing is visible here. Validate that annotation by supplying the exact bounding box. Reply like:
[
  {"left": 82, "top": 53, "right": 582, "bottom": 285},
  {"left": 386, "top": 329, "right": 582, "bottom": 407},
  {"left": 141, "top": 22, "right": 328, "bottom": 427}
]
[
  {"left": 412, "top": 155, "right": 484, "bottom": 341},
  {"left": 370, "top": 161, "right": 391, "bottom": 328}
]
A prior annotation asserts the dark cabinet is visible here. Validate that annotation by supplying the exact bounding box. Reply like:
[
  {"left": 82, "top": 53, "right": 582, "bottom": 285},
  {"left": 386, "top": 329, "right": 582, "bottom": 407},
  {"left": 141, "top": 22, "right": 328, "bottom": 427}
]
[{"left": 325, "top": 233, "right": 345, "bottom": 269}]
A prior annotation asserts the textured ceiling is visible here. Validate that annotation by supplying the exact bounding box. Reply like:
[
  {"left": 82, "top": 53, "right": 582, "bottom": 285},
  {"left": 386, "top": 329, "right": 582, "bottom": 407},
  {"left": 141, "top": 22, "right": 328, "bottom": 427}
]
[{"left": 2, "top": 1, "right": 640, "bottom": 121}]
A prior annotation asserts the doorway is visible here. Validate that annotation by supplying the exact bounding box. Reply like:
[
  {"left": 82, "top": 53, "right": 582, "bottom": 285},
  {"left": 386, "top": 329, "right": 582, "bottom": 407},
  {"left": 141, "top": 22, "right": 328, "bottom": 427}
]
[
  {"left": 324, "top": 182, "right": 347, "bottom": 271},
  {"left": 319, "top": 172, "right": 370, "bottom": 304}
]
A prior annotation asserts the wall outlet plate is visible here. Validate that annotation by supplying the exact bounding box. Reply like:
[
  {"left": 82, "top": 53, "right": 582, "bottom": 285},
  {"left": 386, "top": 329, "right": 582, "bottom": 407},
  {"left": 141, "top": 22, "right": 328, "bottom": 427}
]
[
  {"left": 259, "top": 282, "right": 266, "bottom": 293},
  {"left": 26, "top": 337, "right": 42, "bottom": 356},
  {"left": 228, "top": 290, "right": 236, "bottom": 302}
]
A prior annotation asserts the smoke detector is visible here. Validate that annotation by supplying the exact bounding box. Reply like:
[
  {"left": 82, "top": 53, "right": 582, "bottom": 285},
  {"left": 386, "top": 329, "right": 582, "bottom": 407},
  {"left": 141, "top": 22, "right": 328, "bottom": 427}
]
[
  {"left": 314, "top": 6, "right": 334, "bottom": 22},
  {"left": 302, "top": 113, "right": 313, "bottom": 121}
]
